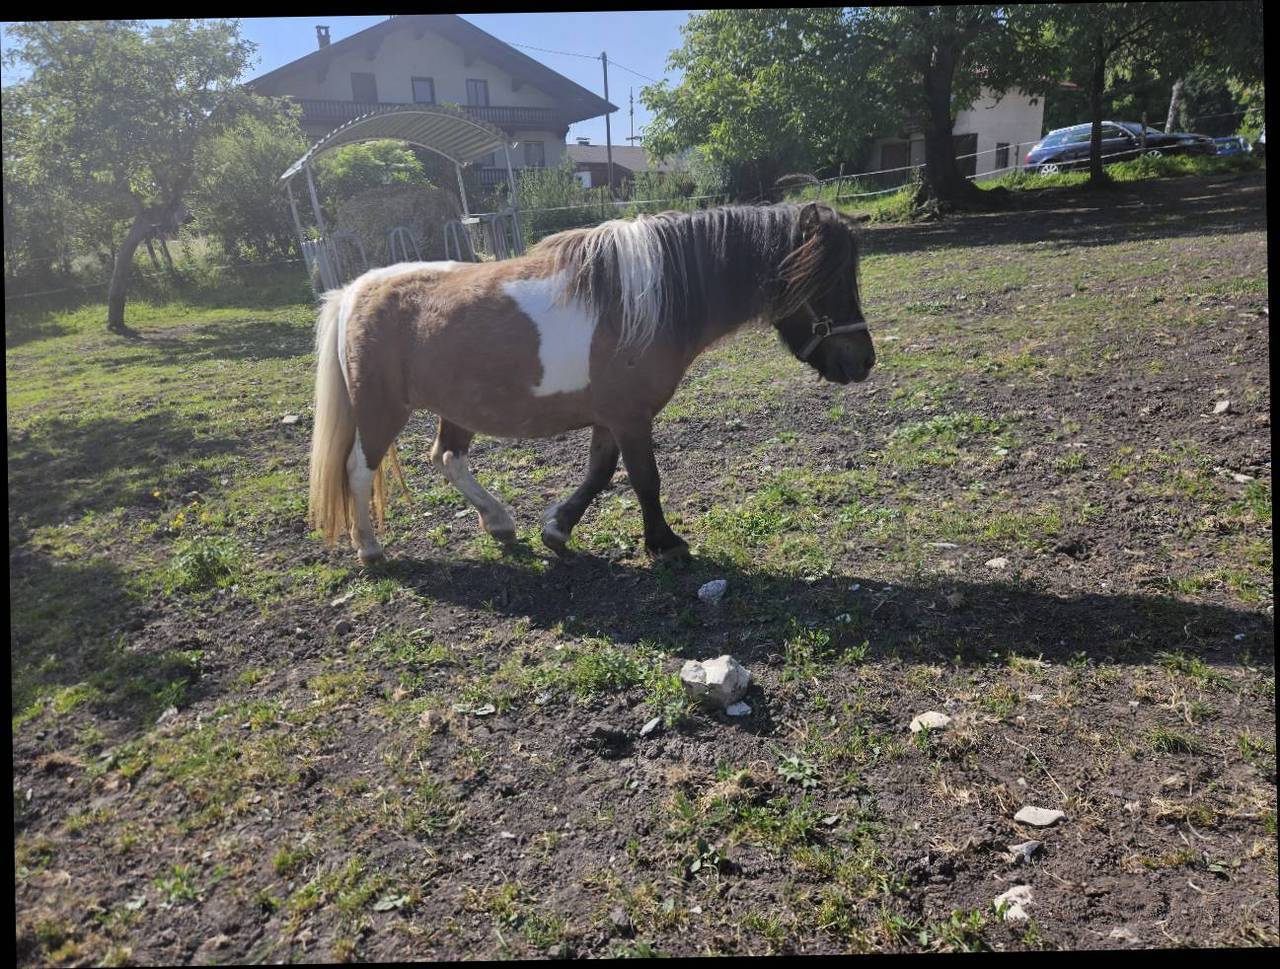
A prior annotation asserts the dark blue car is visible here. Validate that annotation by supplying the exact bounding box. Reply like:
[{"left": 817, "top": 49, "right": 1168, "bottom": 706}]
[{"left": 1025, "top": 121, "right": 1216, "bottom": 174}]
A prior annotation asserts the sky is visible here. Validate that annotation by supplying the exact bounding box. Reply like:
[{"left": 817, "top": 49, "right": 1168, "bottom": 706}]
[{"left": 1, "top": 13, "right": 694, "bottom": 147}]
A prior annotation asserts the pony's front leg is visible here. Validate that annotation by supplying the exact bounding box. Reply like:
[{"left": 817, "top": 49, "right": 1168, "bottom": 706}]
[
  {"left": 430, "top": 419, "right": 518, "bottom": 544},
  {"left": 542, "top": 424, "right": 620, "bottom": 555},
  {"left": 614, "top": 423, "right": 689, "bottom": 562}
]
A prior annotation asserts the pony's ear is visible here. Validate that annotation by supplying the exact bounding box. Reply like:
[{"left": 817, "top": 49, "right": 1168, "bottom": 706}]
[{"left": 798, "top": 201, "right": 827, "bottom": 237}]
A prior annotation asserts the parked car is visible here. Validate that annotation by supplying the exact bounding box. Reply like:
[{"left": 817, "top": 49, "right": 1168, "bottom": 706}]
[
  {"left": 1214, "top": 135, "right": 1252, "bottom": 156},
  {"left": 1024, "top": 121, "right": 1217, "bottom": 174}
]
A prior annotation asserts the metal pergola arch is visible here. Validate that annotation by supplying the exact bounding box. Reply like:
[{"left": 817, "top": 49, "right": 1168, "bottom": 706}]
[{"left": 279, "top": 103, "right": 525, "bottom": 292}]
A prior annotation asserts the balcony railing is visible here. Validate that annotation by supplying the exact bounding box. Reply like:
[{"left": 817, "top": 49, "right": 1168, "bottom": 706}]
[{"left": 293, "top": 99, "right": 562, "bottom": 131}]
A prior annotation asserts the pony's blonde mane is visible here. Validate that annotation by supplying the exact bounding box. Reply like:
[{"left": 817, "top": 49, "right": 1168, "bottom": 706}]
[{"left": 530, "top": 203, "right": 858, "bottom": 352}]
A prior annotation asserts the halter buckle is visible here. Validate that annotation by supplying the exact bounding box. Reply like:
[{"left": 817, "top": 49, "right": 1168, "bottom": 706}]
[{"left": 811, "top": 316, "right": 834, "bottom": 339}]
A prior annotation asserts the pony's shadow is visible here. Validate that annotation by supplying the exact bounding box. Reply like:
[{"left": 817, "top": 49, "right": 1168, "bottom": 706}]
[{"left": 378, "top": 543, "right": 1272, "bottom": 674}]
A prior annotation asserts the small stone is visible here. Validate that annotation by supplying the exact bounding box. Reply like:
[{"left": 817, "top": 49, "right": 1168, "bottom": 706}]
[
  {"left": 1008, "top": 840, "right": 1042, "bottom": 864},
  {"left": 1234, "top": 633, "right": 1247, "bottom": 641},
  {"left": 697, "top": 579, "right": 728, "bottom": 603},
  {"left": 1108, "top": 926, "right": 1141, "bottom": 944},
  {"left": 280, "top": 414, "right": 300, "bottom": 425},
  {"left": 329, "top": 591, "right": 354, "bottom": 607},
  {"left": 498, "top": 830, "right": 517, "bottom": 840},
  {"left": 335, "top": 619, "right": 354, "bottom": 636},
  {"left": 1014, "top": 806, "right": 1066, "bottom": 827},
  {"left": 1026, "top": 693, "right": 1044, "bottom": 703},
  {"left": 680, "top": 655, "right": 751, "bottom": 707},
  {"left": 1232, "top": 472, "right": 1255, "bottom": 483},
  {"left": 945, "top": 592, "right": 966, "bottom": 609},
  {"left": 985, "top": 556, "right": 1010, "bottom": 569},
  {"left": 155, "top": 706, "right": 178, "bottom": 725},
  {"left": 610, "top": 906, "right": 633, "bottom": 936},
  {"left": 1212, "top": 400, "right": 1231, "bottom": 415},
  {"left": 1160, "top": 773, "right": 1187, "bottom": 790},
  {"left": 534, "top": 691, "right": 552, "bottom": 706},
  {"left": 909, "top": 711, "right": 952, "bottom": 733},
  {"left": 639, "top": 717, "right": 661, "bottom": 736},
  {"left": 993, "top": 884, "right": 1033, "bottom": 921},
  {"left": 725, "top": 701, "right": 751, "bottom": 717}
]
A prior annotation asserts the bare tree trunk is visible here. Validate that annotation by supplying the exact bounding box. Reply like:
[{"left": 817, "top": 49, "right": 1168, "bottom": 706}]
[
  {"left": 1165, "top": 78, "right": 1184, "bottom": 133},
  {"left": 159, "top": 237, "right": 177, "bottom": 278},
  {"left": 916, "top": 43, "right": 983, "bottom": 208},
  {"left": 106, "top": 212, "right": 151, "bottom": 334},
  {"left": 1088, "top": 50, "right": 1108, "bottom": 186},
  {"left": 144, "top": 236, "right": 161, "bottom": 272}
]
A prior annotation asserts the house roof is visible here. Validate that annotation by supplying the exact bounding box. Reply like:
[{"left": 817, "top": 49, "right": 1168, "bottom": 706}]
[
  {"left": 566, "top": 144, "right": 685, "bottom": 173},
  {"left": 279, "top": 104, "right": 512, "bottom": 185},
  {"left": 247, "top": 15, "right": 616, "bottom": 125}
]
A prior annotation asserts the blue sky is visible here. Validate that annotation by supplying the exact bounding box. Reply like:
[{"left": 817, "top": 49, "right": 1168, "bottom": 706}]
[{"left": 1, "top": 13, "right": 694, "bottom": 147}]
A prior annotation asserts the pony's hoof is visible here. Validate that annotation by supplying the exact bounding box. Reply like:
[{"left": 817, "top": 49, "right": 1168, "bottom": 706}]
[
  {"left": 359, "top": 549, "right": 387, "bottom": 567},
  {"left": 649, "top": 541, "right": 691, "bottom": 564},
  {"left": 489, "top": 527, "right": 519, "bottom": 546},
  {"left": 540, "top": 522, "right": 571, "bottom": 557}
]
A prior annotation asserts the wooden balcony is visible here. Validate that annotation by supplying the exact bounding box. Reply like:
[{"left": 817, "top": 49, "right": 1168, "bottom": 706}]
[{"left": 293, "top": 98, "right": 563, "bottom": 133}]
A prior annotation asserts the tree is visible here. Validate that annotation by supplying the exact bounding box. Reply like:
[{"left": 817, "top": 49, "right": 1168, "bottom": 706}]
[
  {"left": 641, "top": 9, "right": 876, "bottom": 198},
  {"left": 1042, "top": 2, "right": 1263, "bottom": 185},
  {"left": 642, "top": 7, "right": 1058, "bottom": 209},
  {"left": 4, "top": 20, "right": 256, "bottom": 333}
]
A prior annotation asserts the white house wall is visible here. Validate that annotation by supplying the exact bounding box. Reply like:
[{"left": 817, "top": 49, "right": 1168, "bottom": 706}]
[{"left": 869, "top": 88, "right": 1046, "bottom": 178}]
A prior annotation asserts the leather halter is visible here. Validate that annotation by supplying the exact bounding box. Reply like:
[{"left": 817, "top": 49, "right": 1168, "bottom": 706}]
[{"left": 797, "top": 302, "right": 870, "bottom": 360}]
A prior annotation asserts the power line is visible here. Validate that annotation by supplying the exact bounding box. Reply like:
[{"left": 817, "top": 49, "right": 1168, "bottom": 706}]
[{"left": 505, "top": 38, "right": 664, "bottom": 84}]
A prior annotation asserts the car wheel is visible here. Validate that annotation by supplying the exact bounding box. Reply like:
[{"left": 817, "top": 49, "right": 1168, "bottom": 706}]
[
  {"left": 1144, "top": 148, "right": 1163, "bottom": 158},
  {"left": 1038, "top": 162, "right": 1062, "bottom": 176}
]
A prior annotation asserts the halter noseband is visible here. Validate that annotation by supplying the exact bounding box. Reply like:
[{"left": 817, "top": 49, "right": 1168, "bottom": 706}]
[{"left": 797, "top": 302, "right": 870, "bottom": 360}]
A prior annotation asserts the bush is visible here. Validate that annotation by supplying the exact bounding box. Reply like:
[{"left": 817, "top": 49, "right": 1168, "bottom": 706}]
[
  {"left": 189, "top": 103, "right": 310, "bottom": 263},
  {"left": 313, "top": 140, "right": 436, "bottom": 225},
  {"left": 333, "top": 183, "right": 460, "bottom": 265}
]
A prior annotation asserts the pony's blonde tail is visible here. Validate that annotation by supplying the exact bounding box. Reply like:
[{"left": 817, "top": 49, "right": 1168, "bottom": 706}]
[{"left": 308, "top": 289, "right": 358, "bottom": 546}]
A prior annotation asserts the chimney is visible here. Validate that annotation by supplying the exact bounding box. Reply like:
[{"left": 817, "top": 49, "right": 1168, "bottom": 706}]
[
  {"left": 316, "top": 25, "right": 331, "bottom": 49},
  {"left": 576, "top": 138, "right": 590, "bottom": 146}
]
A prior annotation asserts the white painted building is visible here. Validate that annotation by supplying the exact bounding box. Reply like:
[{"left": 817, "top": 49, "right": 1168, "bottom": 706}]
[
  {"left": 246, "top": 15, "right": 615, "bottom": 189},
  {"left": 870, "top": 88, "right": 1047, "bottom": 179}
]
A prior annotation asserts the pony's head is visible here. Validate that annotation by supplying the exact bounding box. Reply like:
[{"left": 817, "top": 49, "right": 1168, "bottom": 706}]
[{"left": 771, "top": 202, "right": 875, "bottom": 384}]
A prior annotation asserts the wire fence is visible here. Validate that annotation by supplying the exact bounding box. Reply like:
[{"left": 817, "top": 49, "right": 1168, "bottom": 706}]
[{"left": 3, "top": 255, "right": 305, "bottom": 303}]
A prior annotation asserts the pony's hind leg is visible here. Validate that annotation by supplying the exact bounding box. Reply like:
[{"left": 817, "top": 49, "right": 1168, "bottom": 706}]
[
  {"left": 542, "top": 424, "right": 620, "bottom": 556},
  {"left": 347, "top": 429, "right": 385, "bottom": 565},
  {"left": 430, "top": 419, "right": 518, "bottom": 544}
]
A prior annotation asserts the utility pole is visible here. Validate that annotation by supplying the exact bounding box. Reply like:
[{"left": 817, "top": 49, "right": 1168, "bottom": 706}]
[
  {"left": 627, "top": 87, "right": 641, "bottom": 144},
  {"left": 601, "top": 50, "right": 615, "bottom": 199}
]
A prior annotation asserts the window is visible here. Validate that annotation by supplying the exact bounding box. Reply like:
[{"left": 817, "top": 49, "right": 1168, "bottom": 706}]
[
  {"left": 523, "top": 141, "right": 545, "bottom": 168},
  {"left": 1063, "top": 127, "right": 1092, "bottom": 145},
  {"left": 351, "top": 72, "right": 378, "bottom": 103},
  {"left": 411, "top": 77, "right": 435, "bottom": 104},
  {"left": 465, "top": 78, "right": 489, "bottom": 106},
  {"left": 995, "top": 142, "right": 1010, "bottom": 170}
]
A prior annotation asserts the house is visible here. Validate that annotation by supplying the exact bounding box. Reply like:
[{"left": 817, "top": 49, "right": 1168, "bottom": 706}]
[
  {"left": 565, "top": 141, "right": 688, "bottom": 190},
  {"left": 869, "top": 88, "right": 1046, "bottom": 180},
  {"left": 246, "top": 15, "right": 616, "bottom": 189}
]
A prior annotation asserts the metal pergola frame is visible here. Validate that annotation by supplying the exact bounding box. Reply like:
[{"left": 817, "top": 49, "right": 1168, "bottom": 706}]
[{"left": 279, "top": 103, "right": 525, "bottom": 291}]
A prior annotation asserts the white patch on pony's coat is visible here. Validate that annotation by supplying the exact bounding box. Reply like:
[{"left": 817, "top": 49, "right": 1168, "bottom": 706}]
[
  {"left": 336, "top": 261, "right": 459, "bottom": 392},
  {"left": 502, "top": 274, "right": 598, "bottom": 397}
]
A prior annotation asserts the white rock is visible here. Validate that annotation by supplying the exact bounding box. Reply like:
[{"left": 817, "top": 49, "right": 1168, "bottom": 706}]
[
  {"left": 725, "top": 701, "right": 751, "bottom": 717},
  {"left": 680, "top": 655, "right": 751, "bottom": 706},
  {"left": 1014, "top": 806, "right": 1066, "bottom": 827},
  {"left": 909, "top": 711, "right": 952, "bottom": 733},
  {"left": 280, "top": 414, "right": 300, "bottom": 425},
  {"left": 994, "top": 884, "right": 1033, "bottom": 921},
  {"left": 985, "top": 556, "right": 1010, "bottom": 569},
  {"left": 1008, "top": 840, "right": 1042, "bottom": 864},
  {"left": 639, "top": 716, "right": 661, "bottom": 736},
  {"left": 1108, "top": 926, "right": 1141, "bottom": 944},
  {"left": 697, "top": 579, "right": 728, "bottom": 603},
  {"left": 1232, "top": 472, "right": 1255, "bottom": 483},
  {"left": 1213, "top": 400, "right": 1231, "bottom": 415}
]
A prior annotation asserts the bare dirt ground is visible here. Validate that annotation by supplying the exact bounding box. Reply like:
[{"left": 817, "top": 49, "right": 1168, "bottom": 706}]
[{"left": 10, "top": 171, "right": 1275, "bottom": 961}]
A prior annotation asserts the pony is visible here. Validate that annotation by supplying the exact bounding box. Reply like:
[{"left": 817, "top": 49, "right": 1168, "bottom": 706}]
[{"left": 308, "top": 200, "right": 874, "bottom": 565}]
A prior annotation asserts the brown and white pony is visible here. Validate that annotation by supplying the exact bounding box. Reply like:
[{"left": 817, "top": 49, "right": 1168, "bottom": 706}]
[{"left": 308, "top": 200, "right": 874, "bottom": 565}]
